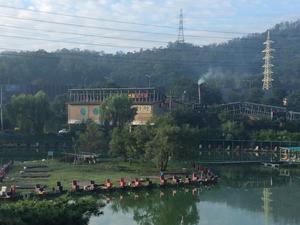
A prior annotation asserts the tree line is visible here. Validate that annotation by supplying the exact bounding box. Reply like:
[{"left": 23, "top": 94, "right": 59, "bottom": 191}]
[{"left": 3, "top": 91, "right": 300, "bottom": 170}]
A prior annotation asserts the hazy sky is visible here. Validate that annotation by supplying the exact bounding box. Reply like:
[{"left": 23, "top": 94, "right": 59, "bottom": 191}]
[{"left": 0, "top": 0, "right": 300, "bottom": 53}]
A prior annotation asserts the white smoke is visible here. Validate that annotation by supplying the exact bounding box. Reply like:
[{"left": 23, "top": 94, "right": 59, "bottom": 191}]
[{"left": 198, "top": 68, "right": 215, "bottom": 85}]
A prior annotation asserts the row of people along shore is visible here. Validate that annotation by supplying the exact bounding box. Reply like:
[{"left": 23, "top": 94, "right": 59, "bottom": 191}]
[{"left": 0, "top": 163, "right": 217, "bottom": 199}]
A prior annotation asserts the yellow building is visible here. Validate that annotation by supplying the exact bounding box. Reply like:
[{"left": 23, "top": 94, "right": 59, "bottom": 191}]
[{"left": 67, "top": 88, "right": 165, "bottom": 125}]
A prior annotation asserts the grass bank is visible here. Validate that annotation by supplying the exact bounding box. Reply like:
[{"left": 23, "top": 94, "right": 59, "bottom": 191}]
[{"left": 3, "top": 159, "right": 191, "bottom": 193}]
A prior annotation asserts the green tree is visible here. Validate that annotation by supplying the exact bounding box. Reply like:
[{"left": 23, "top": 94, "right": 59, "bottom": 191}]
[
  {"left": 0, "top": 196, "right": 102, "bottom": 225},
  {"left": 7, "top": 91, "right": 50, "bottom": 133},
  {"left": 168, "top": 78, "right": 197, "bottom": 102},
  {"left": 109, "top": 125, "right": 134, "bottom": 160},
  {"left": 145, "top": 123, "right": 180, "bottom": 171},
  {"left": 100, "top": 95, "right": 136, "bottom": 127},
  {"left": 131, "top": 124, "right": 154, "bottom": 159},
  {"left": 221, "top": 121, "right": 248, "bottom": 140},
  {"left": 48, "top": 94, "right": 67, "bottom": 131},
  {"left": 77, "top": 122, "right": 107, "bottom": 154},
  {"left": 139, "top": 113, "right": 202, "bottom": 170},
  {"left": 172, "top": 124, "right": 200, "bottom": 161},
  {"left": 247, "top": 87, "right": 264, "bottom": 103},
  {"left": 287, "top": 91, "right": 300, "bottom": 111}
]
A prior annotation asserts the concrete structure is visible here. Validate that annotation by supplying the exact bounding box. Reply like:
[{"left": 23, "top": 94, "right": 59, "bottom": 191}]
[{"left": 67, "top": 87, "right": 165, "bottom": 125}]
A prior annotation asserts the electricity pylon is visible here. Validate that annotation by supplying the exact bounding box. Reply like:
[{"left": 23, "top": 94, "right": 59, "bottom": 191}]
[
  {"left": 177, "top": 9, "right": 184, "bottom": 43},
  {"left": 262, "top": 30, "right": 274, "bottom": 90}
]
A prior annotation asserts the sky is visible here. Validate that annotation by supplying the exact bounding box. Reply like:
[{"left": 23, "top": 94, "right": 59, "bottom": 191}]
[{"left": 0, "top": 0, "right": 300, "bottom": 53}]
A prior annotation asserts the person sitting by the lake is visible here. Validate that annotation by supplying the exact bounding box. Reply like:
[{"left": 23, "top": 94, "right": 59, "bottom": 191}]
[
  {"left": 35, "top": 184, "right": 45, "bottom": 195},
  {"left": 184, "top": 175, "right": 191, "bottom": 184},
  {"left": 90, "top": 180, "right": 97, "bottom": 190},
  {"left": 71, "top": 180, "right": 80, "bottom": 192},
  {"left": 56, "top": 181, "right": 63, "bottom": 193},
  {"left": 105, "top": 179, "right": 113, "bottom": 189},
  {"left": 160, "top": 175, "right": 167, "bottom": 186},
  {"left": 133, "top": 178, "right": 141, "bottom": 188},
  {"left": 192, "top": 173, "right": 199, "bottom": 182},
  {"left": 172, "top": 175, "right": 180, "bottom": 184},
  {"left": 119, "top": 178, "right": 126, "bottom": 188},
  {"left": 7, "top": 185, "right": 16, "bottom": 197},
  {"left": 207, "top": 169, "right": 217, "bottom": 181}
]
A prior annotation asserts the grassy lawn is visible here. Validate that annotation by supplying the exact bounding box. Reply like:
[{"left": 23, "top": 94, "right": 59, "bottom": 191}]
[{"left": 3, "top": 159, "right": 191, "bottom": 193}]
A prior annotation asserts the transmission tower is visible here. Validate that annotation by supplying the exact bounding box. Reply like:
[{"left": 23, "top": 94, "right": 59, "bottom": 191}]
[
  {"left": 262, "top": 30, "right": 274, "bottom": 91},
  {"left": 177, "top": 9, "right": 185, "bottom": 43}
]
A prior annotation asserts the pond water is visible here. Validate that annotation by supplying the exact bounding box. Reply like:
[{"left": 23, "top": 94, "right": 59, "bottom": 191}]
[{"left": 89, "top": 166, "right": 300, "bottom": 225}]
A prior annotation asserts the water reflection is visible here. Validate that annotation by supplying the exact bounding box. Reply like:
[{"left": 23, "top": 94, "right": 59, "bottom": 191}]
[{"left": 90, "top": 167, "right": 300, "bottom": 225}]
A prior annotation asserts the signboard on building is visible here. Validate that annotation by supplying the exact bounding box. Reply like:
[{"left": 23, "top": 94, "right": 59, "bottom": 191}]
[
  {"left": 128, "top": 92, "right": 148, "bottom": 99},
  {"left": 68, "top": 105, "right": 101, "bottom": 124},
  {"left": 132, "top": 105, "right": 153, "bottom": 125}
]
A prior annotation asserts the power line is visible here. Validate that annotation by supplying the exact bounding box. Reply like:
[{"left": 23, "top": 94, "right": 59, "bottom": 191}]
[
  {"left": 1, "top": 13, "right": 300, "bottom": 46},
  {"left": 4, "top": 24, "right": 300, "bottom": 51},
  {"left": 0, "top": 34, "right": 142, "bottom": 49},
  {"left": 0, "top": 24, "right": 235, "bottom": 43},
  {"left": 0, "top": 4, "right": 250, "bottom": 35},
  {"left": 0, "top": 24, "right": 168, "bottom": 44},
  {"left": 0, "top": 14, "right": 246, "bottom": 39}
]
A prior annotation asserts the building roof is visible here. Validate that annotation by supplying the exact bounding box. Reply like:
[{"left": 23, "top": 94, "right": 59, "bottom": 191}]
[{"left": 280, "top": 147, "right": 300, "bottom": 152}]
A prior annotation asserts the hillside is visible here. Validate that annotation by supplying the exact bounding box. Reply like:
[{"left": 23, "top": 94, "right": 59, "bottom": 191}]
[{"left": 0, "top": 20, "right": 300, "bottom": 106}]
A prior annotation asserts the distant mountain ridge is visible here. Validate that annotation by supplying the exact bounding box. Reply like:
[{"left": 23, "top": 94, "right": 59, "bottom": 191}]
[{"left": 0, "top": 20, "right": 300, "bottom": 93}]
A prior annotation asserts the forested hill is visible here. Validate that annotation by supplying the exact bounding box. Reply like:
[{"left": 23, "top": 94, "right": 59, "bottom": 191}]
[{"left": 0, "top": 20, "right": 300, "bottom": 98}]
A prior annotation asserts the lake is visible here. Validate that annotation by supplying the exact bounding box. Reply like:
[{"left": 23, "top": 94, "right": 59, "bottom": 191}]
[{"left": 89, "top": 166, "right": 300, "bottom": 225}]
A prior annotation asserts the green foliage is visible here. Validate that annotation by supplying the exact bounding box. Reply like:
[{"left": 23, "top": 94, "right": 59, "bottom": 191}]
[
  {"left": 49, "top": 94, "right": 67, "bottom": 131},
  {"left": 100, "top": 95, "right": 136, "bottom": 127},
  {"left": 246, "top": 87, "right": 264, "bottom": 103},
  {"left": 7, "top": 91, "right": 51, "bottom": 133},
  {"left": 109, "top": 125, "right": 133, "bottom": 160},
  {"left": 131, "top": 125, "right": 154, "bottom": 158},
  {"left": 221, "top": 121, "right": 248, "bottom": 140},
  {"left": 287, "top": 91, "right": 300, "bottom": 112},
  {"left": 168, "top": 78, "right": 197, "bottom": 101},
  {"left": 107, "top": 113, "right": 202, "bottom": 170},
  {"left": 77, "top": 122, "right": 108, "bottom": 154},
  {"left": 145, "top": 122, "right": 180, "bottom": 170},
  {"left": 143, "top": 114, "right": 200, "bottom": 170},
  {"left": 0, "top": 196, "right": 103, "bottom": 225},
  {"left": 251, "top": 129, "right": 300, "bottom": 141}
]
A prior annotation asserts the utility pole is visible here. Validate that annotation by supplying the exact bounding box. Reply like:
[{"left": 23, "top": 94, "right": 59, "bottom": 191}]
[
  {"left": 0, "top": 86, "right": 3, "bottom": 131},
  {"left": 198, "top": 84, "right": 201, "bottom": 104},
  {"left": 177, "top": 9, "right": 185, "bottom": 43},
  {"left": 262, "top": 30, "right": 274, "bottom": 91}
]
